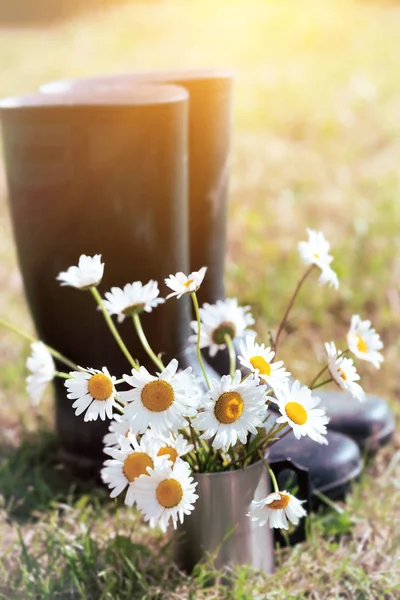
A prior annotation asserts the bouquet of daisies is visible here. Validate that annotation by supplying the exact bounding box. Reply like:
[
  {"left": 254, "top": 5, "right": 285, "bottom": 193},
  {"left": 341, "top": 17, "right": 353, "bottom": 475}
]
[{"left": 1, "top": 229, "right": 384, "bottom": 533}]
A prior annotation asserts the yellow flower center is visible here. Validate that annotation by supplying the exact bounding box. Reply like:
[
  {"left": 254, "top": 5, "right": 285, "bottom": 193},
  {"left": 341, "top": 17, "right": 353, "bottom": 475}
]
[
  {"left": 157, "top": 446, "right": 179, "bottom": 464},
  {"left": 141, "top": 380, "right": 174, "bottom": 412},
  {"left": 313, "top": 252, "right": 320, "bottom": 259},
  {"left": 87, "top": 373, "right": 113, "bottom": 401},
  {"left": 183, "top": 278, "right": 194, "bottom": 288},
  {"left": 340, "top": 371, "right": 347, "bottom": 381},
  {"left": 122, "top": 302, "right": 145, "bottom": 316},
  {"left": 249, "top": 355, "right": 271, "bottom": 376},
  {"left": 356, "top": 334, "right": 368, "bottom": 354},
  {"left": 156, "top": 478, "right": 183, "bottom": 508},
  {"left": 285, "top": 401, "right": 308, "bottom": 425},
  {"left": 123, "top": 452, "right": 153, "bottom": 482},
  {"left": 212, "top": 321, "right": 237, "bottom": 345},
  {"left": 214, "top": 391, "right": 244, "bottom": 424},
  {"left": 269, "top": 493, "right": 291, "bottom": 510}
]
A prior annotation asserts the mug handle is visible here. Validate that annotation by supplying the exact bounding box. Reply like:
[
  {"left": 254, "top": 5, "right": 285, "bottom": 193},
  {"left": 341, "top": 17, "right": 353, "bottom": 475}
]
[{"left": 268, "top": 458, "right": 310, "bottom": 546}]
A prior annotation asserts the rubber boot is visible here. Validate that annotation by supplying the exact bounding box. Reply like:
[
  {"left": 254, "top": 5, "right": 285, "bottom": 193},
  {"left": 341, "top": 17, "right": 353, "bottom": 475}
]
[
  {"left": 41, "top": 68, "right": 233, "bottom": 307},
  {"left": 0, "top": 85, "right": 201, "bottom": 477}
]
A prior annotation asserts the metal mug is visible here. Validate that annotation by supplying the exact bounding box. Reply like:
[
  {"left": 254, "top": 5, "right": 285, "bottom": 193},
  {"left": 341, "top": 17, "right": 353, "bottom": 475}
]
[{"left": 172, "top": 457, "right": 309, "bottom": 574}]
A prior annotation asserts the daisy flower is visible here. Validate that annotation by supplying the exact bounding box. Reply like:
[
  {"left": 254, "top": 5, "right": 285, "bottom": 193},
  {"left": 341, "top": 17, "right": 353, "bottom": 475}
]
[
  {"left": 325, "top": 342, "right": 365, "bottom": 402},
  {"left": 298, "top": 229, "right": 339, "bottom": 289},
  {"left": 165, "top": 267, "right": 207, "bottom": 299},
  {"left": 120, "top": 359, "right": 198, "bottom": 435},
  {"left": 101, "top": 435, "right": 160, "bottom": 506},
  {"left": 189, "top": 298, "right": 256, "bottom": 357},
  {"left": 347, "top": 314, "right": 384, "bottom": 369},
  {"left": 103, "top": 414, "right": 133, "bottom": 447},
  {"left": 271, "top": 380, "right": 329, "bottom": 445},
  {"left": 57, "top": 254, "right": 104, "bottom": 289},
  {"left": 65, "top": 367, "right": 117, "bottom": 421},
  {"left": 134, "top": 459, "right": 198, "bottom": 531},
  {"left": 145, "top": 431, "right": 194, "bottom": 465},
  {"left": 248, "top": 490, "right": 306, "bottom": 530},
  {"left": 193, "top": 370, "right": 268, "bottom": 450},
  {"left": 238, "top": 336, "right": 290, "bottom": 389},
  {"left": 26, "top": 341, "right": 55, "bottom": 405},
  {"left": 102, "top": 280, "right": 165, "bottom": 322}
]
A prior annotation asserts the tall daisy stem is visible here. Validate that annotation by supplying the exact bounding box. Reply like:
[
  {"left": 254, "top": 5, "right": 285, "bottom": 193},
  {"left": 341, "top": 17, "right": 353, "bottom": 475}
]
[
  {"left": 310, "top": 377, "right": 333, "bottom": 390},
  {"left": 0, "top": 317, "right": 77, "bottom": 371},
  {"left": 309, "top": 348, "right": 349, "bottom": 389},
  {"left": 258, "top": 450, "right": 280, "bottom": 493},
  {"left": 186, "top": 417, "right": 202, "bottom": 471},
  {"left": 224, "top": 334, "right": 236, "bottom": 379},
  {"left": 252, "top": 423, "right": 287, "bottom": 455},
  {"left": 132, "top": 313, "right": 164, "bottom": 371},
  {"left": 274, "top": 265, "right": 314, "bottom": 354},
  {"left": 55, "top": 371, "right": 71, "bottom": 379},
  {"left": 90, "top": 287, "right": 139, "bottom": 371},
  {"left": 190, "top": 292, "right": 211, "bottom": 390},
  {"left": 309, "top": 363, "right": 329, "bottom": 389},
  {"left": 237, "top": 423, "right": 287, "bottom": 468},
  {"left": 269, "top": 468, "right": 280, "bottom": 494}
]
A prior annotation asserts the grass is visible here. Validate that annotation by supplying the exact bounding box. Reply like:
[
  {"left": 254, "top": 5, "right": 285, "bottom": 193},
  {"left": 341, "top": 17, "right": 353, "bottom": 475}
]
[{"left": 1, "top": 0, "right": 400, "bottom": 597}]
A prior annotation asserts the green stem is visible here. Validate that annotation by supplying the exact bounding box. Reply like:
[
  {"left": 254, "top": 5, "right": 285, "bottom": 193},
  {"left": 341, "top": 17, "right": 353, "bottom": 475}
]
[
  {"left": 55, "top": 371, "right": 71, "bottom": 379},
  {"left": 309, "top": 363, "right": 329, "bottom": 389},
  {"left": 224, "top": 334, "right": 236, "bottom": 379},
  {"left": 186, "top": 417, "right": 202, "bottom": 471},
  {"left": 268, "top": 425, "right": 293, "bottom": 446},
  {"left": 190, "top": 292, "right": 211, "bottom": 390},
  {"left": 274, "top": 264, "right": 314, "bottom": 354},
  {"left": 132, "top": 313, "right": 164, "bottom": 371},
  {"left": 258, "top": 450, "right": 280, "bottom": 493},
  {"left": 90, "top": 287, "right": 139, "bottom": 371},
  {"left": 252, "top": 423, "right": 287, "bottom": 455},
  {"left": 0, "top": 317, "right": 77, "bottom": 371},
  {"left": 236, "top": 423, "right": 287, "bottom": 469},
  {"left": 311, "top": 377, "right": 333, "bottom": 390},
  {"left": 309, "top": 348, "right": 349, "bottom": 389},
  {"left": 338, "top": 348, "right": 350, "bottom": 359},
  {"left": 313, "top": 490, "right": 344, "bottom": 514},
  {"left": 240, "top": 372, "right": 251, "bottom": 383},
  {"left": 113, "top": 402, "right": 125, "bottom": 415},
  {"left": 269, "top": 468, "right": 280, "bottom": 494}
]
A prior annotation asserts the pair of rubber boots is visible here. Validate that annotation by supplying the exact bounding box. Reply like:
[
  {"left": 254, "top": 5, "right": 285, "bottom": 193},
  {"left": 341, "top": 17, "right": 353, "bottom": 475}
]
[{"left": 0, "top": 69, "right": 394, "bottom": 509}]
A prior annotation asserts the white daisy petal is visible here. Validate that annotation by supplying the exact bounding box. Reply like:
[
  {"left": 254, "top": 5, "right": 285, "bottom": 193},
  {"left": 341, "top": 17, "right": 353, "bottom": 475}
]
[
  {"left": 298, "top": 229, "right": 339, "bottom": 289},
  {"left": 134, "top": 460, "right": 198, "bottom": 532},
  {"left": 325, "top": 341, "right": 366, "bottom": 401},
  {"left": 101, "top": 434, "right": 165, "bottom": 505},
  {"left": 165, "top": 267, "right": 207, "bottom": 299},
  {"left": 103, "top": 414, "right": 134, "bottom": 447},
  {"left": 102, "top": 280, "right": 165, "bottom": 322},
  {"left": 319, "top": 265, "right": 339, "bottom": 290},
  {"left": 65, "top": 367, "right": 118, "bottom": 421},
  {"left": 193, "top": 371, "right": 268, "bottom": 451},
  {"left": 143, "top": 430, "right": 194, "bottom": 465},
  {"left": 26, "top": 341, "right": 56, "bottom": 405},
  {"left": 121, "top": 359, "right": 199, "bottom": 435},
  {"left": 189, "top": 298, "right": 256, "bottom": 356},
  {"left": 271, "top": 380, "right": 329, "bottom": 445},
  {"left": 57, "top": 254, "right": 104, "bottom": 289},
  {"left": 248, "top": 489, "right": 307, "bottom": 530},
  {"left": 347, "top": 315, "right": 384, "bottom": 369},
  {"left": 238, "top": 336, "right": 290, "bottom": 390}
]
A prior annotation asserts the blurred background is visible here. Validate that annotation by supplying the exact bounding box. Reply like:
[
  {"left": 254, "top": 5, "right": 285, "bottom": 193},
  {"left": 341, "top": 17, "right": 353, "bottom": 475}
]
[{"left": 1, "top": 1, "right": 400, "bottom": 597}]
